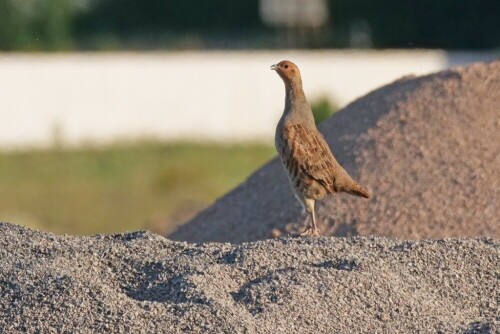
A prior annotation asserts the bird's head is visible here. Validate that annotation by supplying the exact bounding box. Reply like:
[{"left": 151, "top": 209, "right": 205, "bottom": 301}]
[{"left": 270, "top": 60, "right": 302, "bottom": 85}]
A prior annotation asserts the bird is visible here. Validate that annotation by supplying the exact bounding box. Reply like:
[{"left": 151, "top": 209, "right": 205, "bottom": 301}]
[{"left": 271, "top": 60, "right": 370, "bottom": 236}]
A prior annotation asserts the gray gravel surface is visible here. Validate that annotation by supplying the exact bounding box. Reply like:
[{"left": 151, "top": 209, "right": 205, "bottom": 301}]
[
  {"left": 1, "top": 222, "right": 498, "bottom": 333},
  {"left": 171, "top": 61, "right": 500, "bottom": 243}
]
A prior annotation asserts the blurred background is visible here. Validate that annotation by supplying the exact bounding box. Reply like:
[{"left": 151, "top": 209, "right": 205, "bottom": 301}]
[{"left": 0, "top": 0, "right": 499, "bottom": 235}]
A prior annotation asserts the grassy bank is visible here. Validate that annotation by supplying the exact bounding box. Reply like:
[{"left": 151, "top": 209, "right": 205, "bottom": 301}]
[{"left": 0, "top": 142, "right": 275, "bottom": 235}]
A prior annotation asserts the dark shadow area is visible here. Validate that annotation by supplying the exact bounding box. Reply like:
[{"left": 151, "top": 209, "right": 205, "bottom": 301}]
[
  {"left": 123, "top": 261, "right": 207, "bottom": 304},
  {"left": 230, "top": 267, "right": 297, "bottom": 315},
  {"left": 231, "top": 259, "right": 360, "bottom": 314},
  {"left": 464, "top": 321, "right": 496, "bottom": 334}
]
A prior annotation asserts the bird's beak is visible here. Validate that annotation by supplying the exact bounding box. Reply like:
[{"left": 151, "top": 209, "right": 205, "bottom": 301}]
[{"left": 270, "top": 64, "right": 277, "bottom": 71}]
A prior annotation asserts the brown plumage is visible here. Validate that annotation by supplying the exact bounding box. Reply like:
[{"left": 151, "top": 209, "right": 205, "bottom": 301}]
[{"left": 272, "top": 60, "right": 370, "bottom": 236}]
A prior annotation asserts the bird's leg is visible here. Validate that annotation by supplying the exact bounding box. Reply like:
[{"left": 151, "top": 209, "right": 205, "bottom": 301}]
[
  {"left": 299, "top": 213, "right": 310, "bottom": 236},
  {"left": 299, "top": 199, "right": 319, "bottom": 237},
  {"left": 310, "top": 208, "right": 319, "bottom": 236}
]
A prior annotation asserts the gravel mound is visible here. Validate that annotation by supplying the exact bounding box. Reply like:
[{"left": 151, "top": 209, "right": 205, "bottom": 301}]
[
  {"left": 171, "top": 61, "right": 500, "bottom": 243},
  {"left": 1, "top": 223, "right": 498, "bottom": 333}
]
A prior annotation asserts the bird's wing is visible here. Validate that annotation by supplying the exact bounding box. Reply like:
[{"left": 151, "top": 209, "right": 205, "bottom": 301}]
[{"left": 282, "top": 124, "right": 337, "bottom": 193}]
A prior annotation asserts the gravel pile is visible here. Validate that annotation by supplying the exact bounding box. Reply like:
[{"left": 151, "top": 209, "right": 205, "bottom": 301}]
[
  {"left": 171, "top": 61, "right": 500, "bottom": 243},
  {"left": 0, "top": 222, "right": 498, "bottom": 333}
]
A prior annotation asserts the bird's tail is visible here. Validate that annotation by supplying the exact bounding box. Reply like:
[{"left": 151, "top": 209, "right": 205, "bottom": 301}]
[{"left": 346, "top": 182, "right": 371, "bottom": 199}]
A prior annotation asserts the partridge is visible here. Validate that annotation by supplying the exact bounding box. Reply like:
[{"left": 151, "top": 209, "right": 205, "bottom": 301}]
[{"left": 271, "top": 60, "right": 370, "bottom": 236}]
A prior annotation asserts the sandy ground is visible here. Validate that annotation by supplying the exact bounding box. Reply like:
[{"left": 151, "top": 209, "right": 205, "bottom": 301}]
[
  {"left": 171, "top": 61, "right": 500, "bottom": 243},
  {"left": 0, "top": 222, "right": 498, "bottom": 333}
]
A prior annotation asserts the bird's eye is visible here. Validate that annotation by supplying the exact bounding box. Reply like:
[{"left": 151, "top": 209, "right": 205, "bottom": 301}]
[{"left": 284, "top": 64, "right": 289, "bottom": 69}]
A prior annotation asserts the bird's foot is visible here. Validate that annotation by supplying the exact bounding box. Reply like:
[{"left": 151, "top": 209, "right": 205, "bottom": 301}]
[{"left": 299, "top": 226, "right": 320, "bottom": 237}]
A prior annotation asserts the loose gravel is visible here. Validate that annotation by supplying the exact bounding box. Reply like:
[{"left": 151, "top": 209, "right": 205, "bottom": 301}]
[
  {"left": 0, "top": 223, "right": 498, "bottom": 333},
  {"left": 2, "top": 61, "right": 499, "bottom": 334},
  {"left": 171, "top": 61, "right": 500, "bottom": 243}
]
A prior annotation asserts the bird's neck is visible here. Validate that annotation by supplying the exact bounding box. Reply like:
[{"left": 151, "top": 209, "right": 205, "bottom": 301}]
[
  {"left": 284, "top": 79, "right": 306, "bottom": 110},
  {"left": 282, "top": 79, "right": 315, "bottom": 127}
]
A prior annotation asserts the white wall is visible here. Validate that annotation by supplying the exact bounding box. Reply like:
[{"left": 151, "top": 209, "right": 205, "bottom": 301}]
[{"left": 0, "top": 50, "right": 496, "bottom": 148}]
